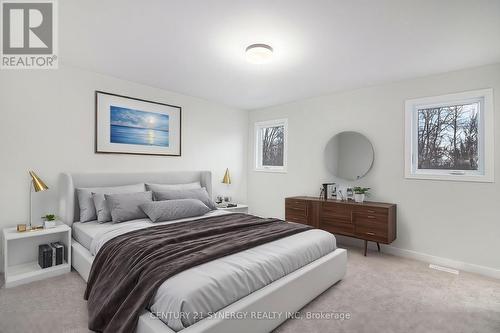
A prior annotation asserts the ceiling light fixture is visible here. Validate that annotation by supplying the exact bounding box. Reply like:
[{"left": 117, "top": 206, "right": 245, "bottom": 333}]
[{"left": 245, "top": 44, "right": 273, "bottom": 64}]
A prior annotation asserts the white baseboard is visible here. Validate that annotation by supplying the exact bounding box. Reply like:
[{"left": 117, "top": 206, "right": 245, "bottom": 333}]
[
  {"left": 382, "top": 245, "right": 500, "bottom": 279},
  {"left": 336, "top": 236, "right": 500, "bottom": 280}
]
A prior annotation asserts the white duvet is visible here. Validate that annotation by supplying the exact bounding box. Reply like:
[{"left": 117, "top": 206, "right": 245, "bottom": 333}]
[{"left": 88, "top": 211, "right": 337, "bottom": 331}]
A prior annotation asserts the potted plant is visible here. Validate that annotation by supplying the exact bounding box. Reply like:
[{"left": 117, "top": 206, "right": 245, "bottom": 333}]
[
  {"left": 42, "top": 214, "right": 57, "bottom": 228},
  {"left": 353, "top": 187, "right": 370, "bottom": 203}
]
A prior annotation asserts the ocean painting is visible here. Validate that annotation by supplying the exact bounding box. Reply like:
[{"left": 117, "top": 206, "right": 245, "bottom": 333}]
[{"left": 110, "top": 106, "right": 169, "bottom": 147}]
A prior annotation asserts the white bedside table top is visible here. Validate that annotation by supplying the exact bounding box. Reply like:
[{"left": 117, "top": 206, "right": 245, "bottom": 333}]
[
  {"left": 217, "top": 203, "right": 247, "bottom": 208},
  {"left": 3, "top": 222, "right": 70, "bottom": 241},
  {"left": 217, "top": 204, "right": 248, "bottom": 210}
]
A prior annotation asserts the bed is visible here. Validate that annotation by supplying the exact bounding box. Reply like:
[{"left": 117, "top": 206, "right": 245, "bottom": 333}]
[{"left": 59, "top": 171, "right": 347, "bottom": 333}]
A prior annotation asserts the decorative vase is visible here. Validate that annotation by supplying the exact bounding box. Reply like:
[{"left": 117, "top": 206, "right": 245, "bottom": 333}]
[
  {"left": 44, "top": 220, "right": 57, "bottom": 228},
  {"left": 354, "top": 193, "right": 365, "bottom": 203}
]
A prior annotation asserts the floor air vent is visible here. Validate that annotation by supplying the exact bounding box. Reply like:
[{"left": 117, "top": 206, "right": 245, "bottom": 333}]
[{"left": 429, "top": 264, "right": 459, "bottom": 275}]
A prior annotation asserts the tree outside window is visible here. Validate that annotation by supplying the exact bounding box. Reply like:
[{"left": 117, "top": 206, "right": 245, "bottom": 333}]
[
  {"left": 418, "top": 103, "right": 478, "bottom": 170},
  {"left": 405, "top": 89, "right": 493, "bottom": 182},
  {"left": 261, "top": 125, "right": 284, "bottom": 166},
  {"left": 255, "top": 119, "right": 287, "bottom": 172}
]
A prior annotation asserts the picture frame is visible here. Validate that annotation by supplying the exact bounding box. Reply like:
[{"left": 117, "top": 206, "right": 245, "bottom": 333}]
[{"left": 95, "top": 91, "right": 182, "bottom": 156}]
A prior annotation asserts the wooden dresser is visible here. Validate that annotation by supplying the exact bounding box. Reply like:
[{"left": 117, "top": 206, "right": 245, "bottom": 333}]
[{"left": 285, "top": 196, "right": 396, "bottom": 256}]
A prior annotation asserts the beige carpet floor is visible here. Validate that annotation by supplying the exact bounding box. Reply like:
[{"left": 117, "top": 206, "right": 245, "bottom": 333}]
[{"left": 1, "top": 245, "right": 499, "bottom": 333}]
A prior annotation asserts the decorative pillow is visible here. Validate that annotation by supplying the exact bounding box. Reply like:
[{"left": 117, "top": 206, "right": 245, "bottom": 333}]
[
  {"left": 76, "top": 183, "right": 145, "bottom": 222},
  {"left": 153, "top": 188, "right": 217, "bottom": 210},
  {"left": 140, "top": 199, "right": 211, "bottom": 223},
  {"left": 145, "top": 182, "right": 201, "bottom": 192},
  {"left": 92, "top": 193, "right": 112, "bottom": 223},
  {"left": 105, "top": 191, "right": 153, "bottom": 223}
]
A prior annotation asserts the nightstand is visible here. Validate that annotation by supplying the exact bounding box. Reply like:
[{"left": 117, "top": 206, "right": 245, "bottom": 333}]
[
  {"left": 2, "top": 222, "right": 71, "bottom": 288},
  {"left": 218, "top": 204, "right": 249, "bottom": 214}
]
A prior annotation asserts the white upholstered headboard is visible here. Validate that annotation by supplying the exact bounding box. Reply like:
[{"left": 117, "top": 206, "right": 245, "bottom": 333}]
[{"left": 58, "top": 171, "right": 212, "bottom": 226}]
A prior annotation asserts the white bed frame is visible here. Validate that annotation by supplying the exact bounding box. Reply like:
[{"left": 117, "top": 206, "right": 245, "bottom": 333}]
[{"left": 59, "top": 171, "right": 347, "bottom": 333}]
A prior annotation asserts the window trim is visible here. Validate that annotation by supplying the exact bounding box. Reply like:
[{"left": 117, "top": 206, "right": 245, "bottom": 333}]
[
  {"left": 404, "top": 88, "right": 494, "bottom": 182},
  {"left": 254, "top": 118, "right": 288, "bottom": 173}
]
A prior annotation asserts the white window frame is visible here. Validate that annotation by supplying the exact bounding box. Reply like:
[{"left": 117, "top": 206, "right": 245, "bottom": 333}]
[
  {"left": 404, "top": 88, "right": 494, "bottom": 182},
  {"left": 254, "top": 119, "right": 288, "bottom": 173}
]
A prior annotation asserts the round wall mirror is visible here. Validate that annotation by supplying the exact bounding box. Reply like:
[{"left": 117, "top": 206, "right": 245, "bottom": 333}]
[{"left": 324, "top": 131, "right": 374, "bottom": 181}]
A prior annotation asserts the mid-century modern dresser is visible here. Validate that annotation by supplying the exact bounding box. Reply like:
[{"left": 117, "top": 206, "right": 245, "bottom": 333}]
[{"left": 285, "top": 196, "right": 396, "bottom": 256}]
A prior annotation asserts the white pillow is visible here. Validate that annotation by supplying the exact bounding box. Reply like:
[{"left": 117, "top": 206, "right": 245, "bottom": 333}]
[
  {"left": 76, "top": 183, "right": 145, "bottom": 222},
  {"left": 145, "top": 182, "right": 201, "bottom": 192}
]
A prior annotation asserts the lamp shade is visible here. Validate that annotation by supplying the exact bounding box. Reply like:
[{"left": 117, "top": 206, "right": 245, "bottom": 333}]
[
  {"left": 222, "top": 168, "right": 231, "bottom": 185},
  {"left": 29, "top": 171, "right": 48, "bottom": 192}
]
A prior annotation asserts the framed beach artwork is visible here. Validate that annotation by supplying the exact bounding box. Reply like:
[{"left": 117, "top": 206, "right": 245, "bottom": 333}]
[{"left": 95, "top": 91, "right": 181, "bottom": 156}]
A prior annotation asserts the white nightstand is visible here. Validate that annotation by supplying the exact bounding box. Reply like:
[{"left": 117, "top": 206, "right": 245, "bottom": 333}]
[
  {"left": 218, "top": 204, "right": 249, "bottom": 214},
  {"left": 2, "top": 223, "right": 71, "bottom": 288}
]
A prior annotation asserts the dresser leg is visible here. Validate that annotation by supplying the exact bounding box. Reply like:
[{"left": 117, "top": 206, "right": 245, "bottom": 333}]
[
  {"left": 377, "top": 242, "right": 380, "bottom": 252},
  {"left": 364, "top": 240, "right": 367, "bottom": 256}
]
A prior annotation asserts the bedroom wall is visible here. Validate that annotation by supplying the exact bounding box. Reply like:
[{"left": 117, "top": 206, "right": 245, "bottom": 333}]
[
  {"left": 0, "top": 65, "right": 248, "bottom": 273},
  {"left": 247, "top": 63, "right": 500, "bottom": 276}
]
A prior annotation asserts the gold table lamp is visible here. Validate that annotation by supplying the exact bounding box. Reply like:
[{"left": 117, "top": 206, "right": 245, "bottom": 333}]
[{"left": 29, "top": 171, "right": 48, "bottom": 228}]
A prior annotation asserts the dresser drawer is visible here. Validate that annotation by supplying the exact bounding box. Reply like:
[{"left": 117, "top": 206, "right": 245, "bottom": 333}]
[
  {"left": 322, "top": 222, "right": 355, "bottom": 236},
  {"left": 285, "top": 199, "right": 309, "bottom": 224},
  {"left": 285, "top": 204, "right": 307, "bottom": 215},
  {"left": 354, "top": 206, "right": 388, "bottom": 216},
  {"left": 286, "top": 212, "right": 308, "bottom": 224},
  {"left": 320, "top": 214, "right": 352, "bottom": 227},
  {"left": 321, "top": 202, "right": 351, "bottom": 225},
  {"left": 322, "top": 202, "right": 350, "bottom": 216},
  {"left": 355, "top": 226, "right": 388, "bottom": 243},
  {"left": 354, "top": 213, "right": 388, "bottom": 229},
  {"left": 286, "top": 198, "right": 307, "bottom": 209}
]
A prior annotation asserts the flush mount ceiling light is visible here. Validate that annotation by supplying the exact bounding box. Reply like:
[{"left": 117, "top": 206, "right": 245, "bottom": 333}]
[{"left": 245, "top": 44, "right": 274, "bottom": 64}]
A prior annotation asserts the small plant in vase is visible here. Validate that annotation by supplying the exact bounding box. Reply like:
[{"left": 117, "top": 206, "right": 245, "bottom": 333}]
[
  {"left": 353, "top": 187, "right": 370, "bottom": 203},
  {"left": 42, "top": 214, "right": 57, "bottom": 228}
]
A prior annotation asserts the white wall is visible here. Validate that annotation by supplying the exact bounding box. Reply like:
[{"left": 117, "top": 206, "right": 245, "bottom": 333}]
[
  {"left": 0, "top": 65, "right": 248, "bottom": 272},
  {"left": 1, "top": 62, "right": 499, "bottom": 277},
  {"left": 247, "top": 63, "right": 500, "bottom": 274}
]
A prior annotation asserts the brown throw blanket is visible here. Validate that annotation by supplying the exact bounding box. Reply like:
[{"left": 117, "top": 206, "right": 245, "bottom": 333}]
[{"left": 84, "top": 213, "right": 312, "bottom": 333}]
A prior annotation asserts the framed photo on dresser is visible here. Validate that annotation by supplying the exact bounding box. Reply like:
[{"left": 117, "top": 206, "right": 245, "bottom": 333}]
[{"left": 95, "top": 91, "right": 181, "bottom": 156}]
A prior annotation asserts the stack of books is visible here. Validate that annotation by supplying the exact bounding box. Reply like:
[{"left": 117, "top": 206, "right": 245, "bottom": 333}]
[{"left": 38, "top": 242, "right": 65, "bottom": 269}]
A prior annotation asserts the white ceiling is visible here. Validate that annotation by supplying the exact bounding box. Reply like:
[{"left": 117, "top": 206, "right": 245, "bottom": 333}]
[{"left": 60, "top": 0, "right": 500, "bottom": 110}]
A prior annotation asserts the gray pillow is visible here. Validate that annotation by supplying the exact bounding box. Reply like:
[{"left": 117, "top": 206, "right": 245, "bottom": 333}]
[
  {"left": 105, "top": 191, "right": 153, "bottom": 223},
  {"left": 145, "top": 182, "right": 201, "bottom": 192},
  {"left": 76, "top": 183, "right": 145, "bottom": 222},
  {"left": 154, "top": 188, "right": 217, "bottom": 210},
  {"left": 92, "top": 193, "right": 112, "bottom": 223},
  {"left": 140, "top": 199, "right": 211, "bottom": 223}
]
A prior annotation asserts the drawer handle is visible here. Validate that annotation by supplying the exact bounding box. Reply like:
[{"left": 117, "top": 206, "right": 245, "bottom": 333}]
[
  {"left": 366, "top": 232, "right": 376, "bottom": 235},
  {"left": 367, "top": 210, "right": 376, "bottom": 214},
  {"left": 367, "top": 215, "right": 376, "bottom": 219}
]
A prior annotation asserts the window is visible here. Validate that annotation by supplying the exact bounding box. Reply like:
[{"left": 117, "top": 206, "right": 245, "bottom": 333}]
[
  {"left": 255, "top": 119, "right": 288, "bottom": 172},
  {"left": 405, "top": 89, "right": 494, "bottom": 182}
]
